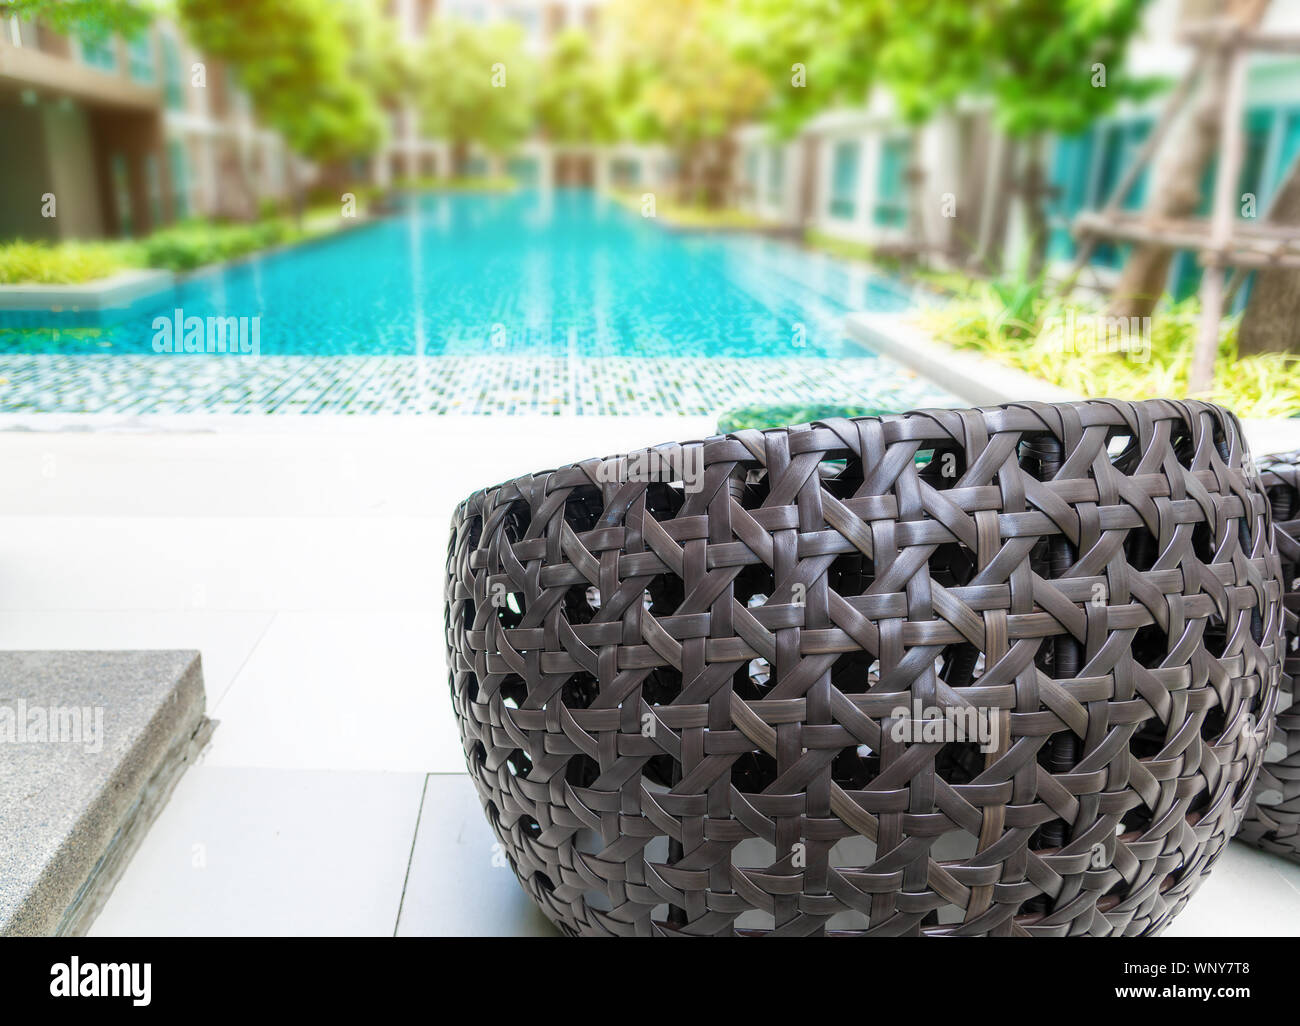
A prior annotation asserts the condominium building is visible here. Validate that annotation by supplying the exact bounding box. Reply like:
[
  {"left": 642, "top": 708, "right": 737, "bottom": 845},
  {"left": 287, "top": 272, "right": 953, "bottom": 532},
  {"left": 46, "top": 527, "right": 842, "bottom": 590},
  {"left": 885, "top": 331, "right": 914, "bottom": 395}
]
[
  {"left": 734, "top": 0, "right": 1300, "bottom": 295},
  {"left": 0, "top": 11, "right": 294, "bottom": 242}
]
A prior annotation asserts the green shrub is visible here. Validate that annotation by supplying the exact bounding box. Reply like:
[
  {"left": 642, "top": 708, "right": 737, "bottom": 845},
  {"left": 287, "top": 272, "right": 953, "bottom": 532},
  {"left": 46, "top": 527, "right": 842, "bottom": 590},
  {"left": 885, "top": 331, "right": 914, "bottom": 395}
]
[
  {"left": 0, "top": 213, "right": 333, "bottom": 284},
  {"left": 606, "top": 188, "right": 773, "bottom": 230},
  {"left": 717, "top": 403, "right": 891, "bottom": 434},
  {"left": 0, "top": 240, "right": 133, "bottom": 285},
  {"left": 801, "top": 230, "right": 981, "bottom": 297},
  {"left": 916, "top": 287, "right": 1300, "bottom": 420},
  {"left": 392, "top": 175, "right": 516, "bottom": 192},
  {"left": 136, "top": 219, "right": 294, "bottom": 272},
  {"left": 803, "top": 230, "right": 884, "bottom": 266}
]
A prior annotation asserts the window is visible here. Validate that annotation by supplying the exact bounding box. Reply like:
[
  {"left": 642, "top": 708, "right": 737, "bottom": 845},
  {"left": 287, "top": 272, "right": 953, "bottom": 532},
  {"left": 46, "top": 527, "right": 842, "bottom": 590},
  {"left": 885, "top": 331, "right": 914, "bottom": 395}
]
[
  {"left": 1092, "top": 121, "right": 1149, "bottom": 267},
  {"left": 1237, "top": 107, "right": 1276, "bottom": 212},
  {"left": 744, "top": 149, "right": 759, "bottom": 193},
  {"left": 127, "top": 31, "right": 154, "bottom": 83},
  {"left": 873, "top": 136, "right": 909, "bottom": 227},
  {"left": 829, "top": 140, "right": 859, "bottom": 220},
  {"left": 1101, "top": 121, "right": 1152, "bottom": 209},
  {"left": 1171, "top": 105, "right": 1296, "bottom": 301},
  {"left": 1046, "top": 131, "right": 1095, "bottom": 260},
  {"left": 161, "top": 33, "right": 184, "bottom": 110},
  {"left": 167, "top": 139, "right": 188, "bottom": 220},
  {"left": 1051, "top": 119, "right": 1151, "bottom": 267},
  {"left": 1277, "top": 110, "right": 1300, "bottom": 189},
  {"left": 767, "top": 146, "right": 784, "bottom": 207},
  {"left": 78, "top": 33, "right": 117, "bottom": 72}
]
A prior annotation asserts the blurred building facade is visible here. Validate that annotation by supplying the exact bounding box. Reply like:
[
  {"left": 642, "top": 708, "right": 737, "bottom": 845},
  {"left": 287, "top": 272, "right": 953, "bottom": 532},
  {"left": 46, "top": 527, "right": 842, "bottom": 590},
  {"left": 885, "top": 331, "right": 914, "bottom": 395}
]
[
  {"left": 733, "top": 0, "right": 1300, "bottom": 296},
  {"left": 0, "top": 10, "right": 295, "bottom": 241}
]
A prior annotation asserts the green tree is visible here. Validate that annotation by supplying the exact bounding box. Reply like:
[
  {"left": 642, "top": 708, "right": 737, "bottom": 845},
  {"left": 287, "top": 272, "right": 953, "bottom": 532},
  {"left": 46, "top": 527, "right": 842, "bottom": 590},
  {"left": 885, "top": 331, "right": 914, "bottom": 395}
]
[
  {"left": 734, "top": 0, "right": 1151, "bottom": 268},
  {"left": 536, "top": 29, "right": 617, "bottom": 145},
  {"left": 418, "top": 18, "right": 535, "bottom": 176},
  {"left": 1107, "top": 0, "right": 1261, "bottom": 323},
  {"left": 5, "top": 0, "right": 152, "bottom": 40},
  {"left": 176, "top": 0, "right": 384, "bottom": 214},
  {"left": 609, "top": 0, "right": 770, "bottom": 208},
  {"left": 730, "top": 0, "right": 893, "bottom": 227},
  {"left": 732, "top": 0, "right": 891, "bottom": 139},
  {"left": 344, "top": 0, "right": 422, "bottom": 109},
  {"left": 923, "top": 0, "right": 1152, "bottom": 276}
]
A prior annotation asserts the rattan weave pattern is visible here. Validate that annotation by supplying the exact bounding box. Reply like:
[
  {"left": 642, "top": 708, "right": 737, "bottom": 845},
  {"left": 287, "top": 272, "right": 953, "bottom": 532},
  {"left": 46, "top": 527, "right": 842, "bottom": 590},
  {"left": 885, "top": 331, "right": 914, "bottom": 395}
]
[
  {"left": 445, "top": 400, "right": 1283, "bottom": 936},
  {"left": 1240, "top": 450, "right": 1300, "bottom": 861}
]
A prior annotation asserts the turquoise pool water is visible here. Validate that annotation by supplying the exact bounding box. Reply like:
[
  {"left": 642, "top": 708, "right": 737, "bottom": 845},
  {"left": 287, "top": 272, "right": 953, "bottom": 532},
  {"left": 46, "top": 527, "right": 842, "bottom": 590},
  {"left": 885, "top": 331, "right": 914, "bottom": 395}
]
[{"left": 0, "top": 189, "right": 913, "bottom": 358}]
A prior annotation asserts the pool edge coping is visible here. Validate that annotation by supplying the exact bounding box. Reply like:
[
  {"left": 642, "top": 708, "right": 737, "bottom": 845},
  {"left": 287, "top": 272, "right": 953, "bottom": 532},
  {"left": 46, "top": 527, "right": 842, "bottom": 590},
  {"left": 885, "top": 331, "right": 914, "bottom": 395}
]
[
  {"left": 0, "top": 214, "right": 388, "bottom": 315},
  {"left": 0, "top": 269, "right": 176, "bottom": 312},
  {"left": 844, "top": 310, "right": 1084, "bottom": 407}
]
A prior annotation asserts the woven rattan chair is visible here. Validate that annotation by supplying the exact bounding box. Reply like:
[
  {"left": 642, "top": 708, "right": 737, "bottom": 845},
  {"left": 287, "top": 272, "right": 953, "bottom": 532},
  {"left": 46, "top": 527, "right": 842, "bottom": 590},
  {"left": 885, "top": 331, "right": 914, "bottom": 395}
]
[
  {"left": 1240, "top": 449, "right": 1300, "bottom": 862},
  {"left": 445, "top": 399, "right": 1284, "bottom": 936}
]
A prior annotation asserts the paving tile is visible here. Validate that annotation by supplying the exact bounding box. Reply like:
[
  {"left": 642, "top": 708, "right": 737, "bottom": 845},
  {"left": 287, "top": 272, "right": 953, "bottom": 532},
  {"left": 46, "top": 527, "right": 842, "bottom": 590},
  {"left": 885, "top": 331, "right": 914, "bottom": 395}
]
[
  {"left": 0, "top": 609, "right": 272, "bottom": 706},
  {"left": 88, "top": 766, "right": 425, "bottom": 936},
  {"left": 0, "top": 415, "right": 720, "bottom": 516},
  {"left": 0, "top": 516, "right": 440, "bottom": 612},
  {"left": 1164, "top": 842, "right": 1300, "bottom": 936},
  {"left": 395, "top": 774, "right": 558, "bottom": 937},
  {"left": 203, "top": 609, "right": 461, "bottom": 774}
]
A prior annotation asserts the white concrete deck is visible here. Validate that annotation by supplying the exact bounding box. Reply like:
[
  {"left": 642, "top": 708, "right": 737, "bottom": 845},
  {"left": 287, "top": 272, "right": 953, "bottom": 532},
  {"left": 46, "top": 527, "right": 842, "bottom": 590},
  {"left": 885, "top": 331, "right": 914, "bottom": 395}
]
[{"left": 0, "top": 415, "right": 1295, "bottom": 936}]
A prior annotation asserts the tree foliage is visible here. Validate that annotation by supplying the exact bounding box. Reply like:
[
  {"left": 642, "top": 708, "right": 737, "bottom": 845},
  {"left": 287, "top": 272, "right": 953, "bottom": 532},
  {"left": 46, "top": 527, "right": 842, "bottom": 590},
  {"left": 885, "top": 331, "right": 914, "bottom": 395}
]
[
  {"left": 734, "top": 0, "right": 1154, "bottom": 138},
  {"left": 536, "top": 29, "right": 618, "bottom": 145},
  {"left": 342, "top": 0, "right": 422, "bottom": 109},
  {"left": 176, "top": 0, "right": 383, "bottom": 165},
  {"left": 607, "top": 0, "right": 769, "bottom": 150},
  {"left": 889, "top": 0, "right": 1155, "bottom": 136},
  {"left": 731, "top": 0, "right": 890, "bottom": 138},
  {"left": 418, "top": 18, "right": 536, "bottom": 161},
  {"left": 5, "top": 0, "right": 152, "bottom": 40}
]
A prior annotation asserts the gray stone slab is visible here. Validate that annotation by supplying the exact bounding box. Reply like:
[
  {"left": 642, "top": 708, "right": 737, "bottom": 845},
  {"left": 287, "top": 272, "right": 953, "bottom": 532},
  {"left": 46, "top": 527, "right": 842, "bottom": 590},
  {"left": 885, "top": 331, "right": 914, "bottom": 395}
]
[
  {"left": 0, "top": 650, "right": 209, "bottom": 935},
  {"left": 89, "top": 766, "right": 426, "bottom": 936}
]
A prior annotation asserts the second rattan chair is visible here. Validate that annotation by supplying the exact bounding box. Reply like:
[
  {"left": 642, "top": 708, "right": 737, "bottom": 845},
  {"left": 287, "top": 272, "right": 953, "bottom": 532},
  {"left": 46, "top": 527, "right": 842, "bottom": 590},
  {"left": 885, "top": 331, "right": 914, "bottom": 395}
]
[
  {"left": 1240, "top": 449, "right": 1300, "bottom": 862},
  {"left": 445, "top": 399, "right": 1284, "bottom": 936}
]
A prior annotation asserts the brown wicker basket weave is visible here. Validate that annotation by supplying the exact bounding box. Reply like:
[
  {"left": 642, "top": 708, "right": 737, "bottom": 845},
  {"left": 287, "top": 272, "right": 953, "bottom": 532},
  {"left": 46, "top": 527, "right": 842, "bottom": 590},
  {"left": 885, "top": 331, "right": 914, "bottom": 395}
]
[
  {"left": 445, "top": 399, "right": 1284, "bottom": 936},
  {"left": 1239, "top": 449, "right": 1300, "bottom": 861}
]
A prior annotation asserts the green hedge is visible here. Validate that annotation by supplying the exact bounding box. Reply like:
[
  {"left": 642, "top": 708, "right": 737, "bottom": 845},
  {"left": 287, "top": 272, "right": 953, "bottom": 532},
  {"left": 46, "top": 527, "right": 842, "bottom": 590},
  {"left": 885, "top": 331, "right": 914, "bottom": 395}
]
[
  {"left": 717, "top": 403, "right": 891, "bottom": 434},
  {"left": 0, "top": 216, "right": 324, "bottom": 283},
  {"left": 0, "top": 240, "right": 132, "bottom": 285},
  {"left": 916, "top": 287, "right": 1300, "bottom": 421},
  {"left": 134, "top": 219, "right": 296, "bottom": 272}
]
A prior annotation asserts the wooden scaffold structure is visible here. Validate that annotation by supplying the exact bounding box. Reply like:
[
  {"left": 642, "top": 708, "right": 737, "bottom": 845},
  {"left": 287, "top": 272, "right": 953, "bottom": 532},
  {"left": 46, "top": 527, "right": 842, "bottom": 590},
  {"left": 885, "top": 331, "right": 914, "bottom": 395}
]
[{"left": 1065, "top": 0, "right": 1300, "bottom": 393}]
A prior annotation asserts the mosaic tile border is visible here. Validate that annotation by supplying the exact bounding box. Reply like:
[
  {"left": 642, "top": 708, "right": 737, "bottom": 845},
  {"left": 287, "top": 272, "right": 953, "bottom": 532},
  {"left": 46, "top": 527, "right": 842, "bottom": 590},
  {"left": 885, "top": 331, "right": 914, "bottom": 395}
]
[{"left": 0, "top": 355, "right": 955, "bottom": 417}]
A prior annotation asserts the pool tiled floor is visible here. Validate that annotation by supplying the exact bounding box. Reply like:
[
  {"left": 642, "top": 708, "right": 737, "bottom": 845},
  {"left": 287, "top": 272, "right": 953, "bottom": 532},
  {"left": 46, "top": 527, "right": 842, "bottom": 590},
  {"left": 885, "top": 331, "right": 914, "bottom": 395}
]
[{"left": 0, "top": 354, "right": 954, "bottom": 416}]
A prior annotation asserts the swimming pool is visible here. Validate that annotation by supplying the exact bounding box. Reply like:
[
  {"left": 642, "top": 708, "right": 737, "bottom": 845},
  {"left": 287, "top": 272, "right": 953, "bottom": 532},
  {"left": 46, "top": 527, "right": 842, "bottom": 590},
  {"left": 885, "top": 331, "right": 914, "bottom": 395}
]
[{"left": 0, "top": 189, "right": 954, "bottom": 414}]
